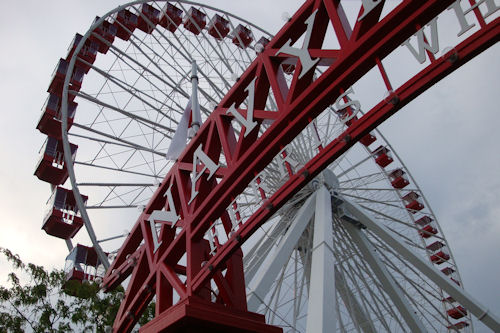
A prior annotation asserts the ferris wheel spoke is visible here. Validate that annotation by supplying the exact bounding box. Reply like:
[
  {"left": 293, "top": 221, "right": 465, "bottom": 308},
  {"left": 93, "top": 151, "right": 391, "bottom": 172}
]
[
  {"left": 331, "top": 224, "right": 394, "bottom": 331},
  {"left": 340, "top": 187, "right": 416, "bottom": 193},
  {"left": 335, "top": 220, "right": 408, "bottom": 331},
  {"left": 87, "top": 205, "right": 140, "bottom": 210},
  {"left": 339, "top": 171, "right": 387, "bottom": 188},
  {"left": 99, "top": 183, "right": 150, "bottom": 208},
  {"left": 336, "top": 154, "right": 379, "bottom": 180},
  {"left": 84, "top": 60, "right": 183, "bottom": 124},
  {"left": 342, "top": 195, "right": 500, "bottom": 331},
  {"left": 134, "top": 7, "right": 230, "bottom": 103},
  {"left": 334, "top": 266, "right": 377, "bottom": 333},
  {"left": 82, "top": 108, "right": 165, "bottom": 172},
  {"left": 105, "top": 41, "right": 188, "bottom": 105},
  {"left": 97, "top": 233, "right": 128, "bottom": 244},
  {"left": 336, "top": 256, "right": 396, "bottom": 332},
  {"left": 76, "top": 91, "right": 174, "bottom": 136},
  {"left": 165, "top": 35, "right": 228, "bottom": 104},
  {"left": 373, "top": 245, "right": 448, "bottom": 331},
  {"left": 354, "top": 203, "right": 421, "bottom": 234},
  {"left": 71, "top": 123, "right": 166, "bottom": 158},
  {"left": 69, "top": 131, "right": 162, "bottom": 156},
  {"left": 267, "top": 262, "right": 296, "bottom": 329},
  {"left": 174, "top": 3, "right": 245, "bottom": 84},
  {"left": 247, "top": 192, "right": 315, "bottom": 311},
  {"left": 294, "top": 250, "right": 309, "bottom": 331},
  {"left": 244, "top": 219, "right": 289, "bottom": 282},
  {"left": 74, "top": 160, "right": 160, "bottom": 179},
  {"left": 290, "top": 134, "right": 315, "bottom": 163},
  {"left": 358, "top": 204, "right": 447, "bottom": 245},
  {"left": 98, "top": 185, "right": 130, "bottom": 207},
  {"left": 77, "top": 182, "right": 155, "bottom": 187},
  {"left": 339, "top": 191, "right": 406, "bottom": 210}
]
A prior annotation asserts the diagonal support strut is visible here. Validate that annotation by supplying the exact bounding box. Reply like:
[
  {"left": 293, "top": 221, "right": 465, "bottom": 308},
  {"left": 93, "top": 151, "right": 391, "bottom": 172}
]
[{"left": 340, "top": 196, "right": 500, "bottom": 332}]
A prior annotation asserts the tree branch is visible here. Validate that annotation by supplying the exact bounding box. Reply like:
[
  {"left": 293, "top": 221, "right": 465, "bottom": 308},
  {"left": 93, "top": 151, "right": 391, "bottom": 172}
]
[{"left": 8, "top": 300, "right": 36, "bottom": 332}]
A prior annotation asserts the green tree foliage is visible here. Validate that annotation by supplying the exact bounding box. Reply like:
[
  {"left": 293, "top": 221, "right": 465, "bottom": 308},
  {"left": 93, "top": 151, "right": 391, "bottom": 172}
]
[{"left": 0, "top": 248, "right": 154, "bottom": 332}]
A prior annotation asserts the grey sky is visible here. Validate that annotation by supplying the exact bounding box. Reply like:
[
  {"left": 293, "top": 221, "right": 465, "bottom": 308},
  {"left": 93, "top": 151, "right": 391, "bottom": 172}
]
[{"left": 0, "top": 1, "right": 498, "bottom": 332}]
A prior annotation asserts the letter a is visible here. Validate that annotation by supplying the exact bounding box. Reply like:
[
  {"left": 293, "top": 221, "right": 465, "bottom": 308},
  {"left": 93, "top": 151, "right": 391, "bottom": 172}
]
[
  {"left": 189, "top": 144, "right": 220, "bottom": 204},
  {"left": 148, "top": 184, "right": 180, "bottom": 253}
]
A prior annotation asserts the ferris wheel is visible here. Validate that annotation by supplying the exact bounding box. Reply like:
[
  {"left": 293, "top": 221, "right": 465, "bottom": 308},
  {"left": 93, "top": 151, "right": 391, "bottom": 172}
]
[{"left": 34, "top": 0, "right": 500, "bottom": 332}]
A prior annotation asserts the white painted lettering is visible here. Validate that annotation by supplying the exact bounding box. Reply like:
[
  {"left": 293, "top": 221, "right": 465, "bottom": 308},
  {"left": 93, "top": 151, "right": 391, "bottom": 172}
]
[
  {"left": 228, "top": 200, "right": 243, "bottom": 232},
  {"left": 189, "top": 145, "right": 220, "bottom": 204},
  {"left": 448, "top": 0, "right": 499, "bottom": 36},
  {"left": 402, "top": 17, "right": 440, "bottom": 64},
  {"left": 226, "top": 77, "right": 258, "bottom": 137},
  {"left": 148, "top": 185, "right": 181, "bottom": 253},
  {"left": 275, "top": 10, "right": 319, "bottom": 79},
  {"left": 207, "top": 222, "right": 220, "bottom": 256}
]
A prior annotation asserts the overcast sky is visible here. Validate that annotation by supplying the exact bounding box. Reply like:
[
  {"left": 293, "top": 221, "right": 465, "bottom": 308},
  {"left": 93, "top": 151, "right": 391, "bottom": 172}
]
[{"left": 0, "top": 1, "right": 498, "bottom": 332}]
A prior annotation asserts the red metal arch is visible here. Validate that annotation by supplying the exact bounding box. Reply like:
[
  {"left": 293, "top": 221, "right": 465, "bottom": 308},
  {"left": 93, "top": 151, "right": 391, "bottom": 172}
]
[{"left": 102, "top": 0, "right": 499, "bottom": 331}]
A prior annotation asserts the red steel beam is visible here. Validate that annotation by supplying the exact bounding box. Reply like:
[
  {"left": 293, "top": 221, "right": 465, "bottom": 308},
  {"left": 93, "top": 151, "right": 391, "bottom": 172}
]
[{"left": 192, "top": 16, "right": 499, "bottom": 292}]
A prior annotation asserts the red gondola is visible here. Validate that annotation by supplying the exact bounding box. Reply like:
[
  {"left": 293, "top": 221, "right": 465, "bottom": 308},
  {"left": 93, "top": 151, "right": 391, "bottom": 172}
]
[
  {"left": 447, "top": 306, "right": 467, "bottom": 319},
  {"left": 208, "top": 14, "right": 230, "bottom": 39},
  {"left": 34, "top": 136, "right": 77, "bottom": 185},
  {"left": 36, "top": 94, "right": 77, "bottom": 139},
  {"left": 47, "top": 59, "right": 84, "bottom": 99},
  {"left": 89, "top": 17, "right": 117, "bottom": 54},
  {"left": 137, "top": 4, "right": 160, "bottom": 33},
  {"left": 232, "top": 24, "right": 253, "bottom": 48},
  {"left": 159, "top": 3, "right": 183, "bottom": 33},
  {"left": 430, "top": 251, "right": 450, "bottom": 264},
  {"left": 64, "top": 244, "right": 106, "bottom": 284},
  {"left": 402, "top": 191, "right": 424, "bottom": 213},
  {"left": 415, "top": 216, "right": 432, "bottom": 226},
  {"left": 373, "top": 146, "right": 393, "bottom": 168},
  {"left": 447, "top": 321, "right": 469, "bottom": 330},
  {"left": 66, "top": 33, "right": 98, "bottom": 72},
  {"left": 419, "top": 224, "right": 438, "bottom": 238},
  {"left": 388, "top": 168, "right": 409, "bottom": 189},
  {"left": 42, "top": 187, "right": 87, "bottom": 239},
  {"left": 256, "top": 36, "right": 270, "bottom": 49},
  {"left": 359, "top": 133, "right": 377, "bottom": 146},
  {"left": 441, "top": 267, "right": 455, "bottom": 276},
  {"left": 112, "top": 9, "right": 138, "bottom": 41},
  {"left": 183, "top": 7, "right": 206, "bottom": 35}
]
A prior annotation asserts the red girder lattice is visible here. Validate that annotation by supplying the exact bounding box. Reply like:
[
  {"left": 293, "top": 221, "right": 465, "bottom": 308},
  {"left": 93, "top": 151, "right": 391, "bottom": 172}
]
[{"left": 101, "top": 0, "right": 499, "bottom": 331}]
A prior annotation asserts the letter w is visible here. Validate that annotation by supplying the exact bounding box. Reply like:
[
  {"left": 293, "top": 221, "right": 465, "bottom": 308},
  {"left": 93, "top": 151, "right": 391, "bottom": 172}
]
[{"left": 402, "top": 18, "right": 440, "bottom": 64}]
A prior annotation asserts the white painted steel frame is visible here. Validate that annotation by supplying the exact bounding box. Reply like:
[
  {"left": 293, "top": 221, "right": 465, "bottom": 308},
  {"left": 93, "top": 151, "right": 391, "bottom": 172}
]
[
  {"left": 342, "top": 219, "right": 427, "bottom": 332},
  {"left": 247, "top": 192, "right": 316, "bottom": 311},
  {"left": 306, "top": 185, "right": 337, "bottom": 333}
]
